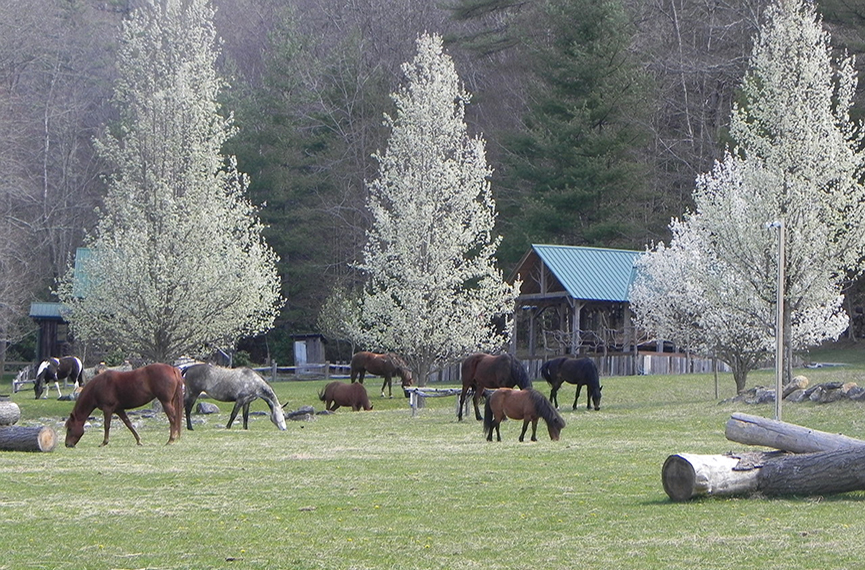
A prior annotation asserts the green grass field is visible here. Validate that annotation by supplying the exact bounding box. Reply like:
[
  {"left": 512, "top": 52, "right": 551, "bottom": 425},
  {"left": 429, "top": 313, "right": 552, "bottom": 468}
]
[{"left": 1, "top": 359, "right": 865, "bottom": 569}]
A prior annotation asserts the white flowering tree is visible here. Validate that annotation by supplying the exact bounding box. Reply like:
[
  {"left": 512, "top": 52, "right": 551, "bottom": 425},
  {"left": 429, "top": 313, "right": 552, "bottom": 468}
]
[
  {"left": 56, "top": 0, "right": 282, "bottom": 363},
  {"left": 356, "top": 33, "right": 520, "bottom": 386},
  {"left": 630, "top": 0, "right": 865, "bottom": 393}
]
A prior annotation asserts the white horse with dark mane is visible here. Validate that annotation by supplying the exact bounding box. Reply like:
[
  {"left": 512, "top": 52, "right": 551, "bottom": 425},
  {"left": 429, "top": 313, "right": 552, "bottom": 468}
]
[{"left": 182, "top": 364, "right": 287, "bottom": 431}]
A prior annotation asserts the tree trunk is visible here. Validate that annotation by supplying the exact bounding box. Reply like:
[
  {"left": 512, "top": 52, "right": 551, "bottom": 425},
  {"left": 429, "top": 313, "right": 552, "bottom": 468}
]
[
  {"left": 0, "top": 425, "right": 58, "bottom": 452},
  {"left": 725, "top": 412, "right": 865, "bottom": 453},
  {"left": 758, "top": 447, "right": 865, "bottom": 496},
  {"left": 730, "top": 357, "right": 748, "bottom": 393},
  {"left": 662, "top": 448, "right": 865, "bottom": 500},
  {"left": 0, "top": 401, "right": 21, "bottom": 426}
]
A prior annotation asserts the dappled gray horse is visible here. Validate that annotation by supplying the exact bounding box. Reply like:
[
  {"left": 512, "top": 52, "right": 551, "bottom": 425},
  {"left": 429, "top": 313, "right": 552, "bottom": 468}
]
[{"left": 182, "top": 364, "right": 287, "bottom": 431}]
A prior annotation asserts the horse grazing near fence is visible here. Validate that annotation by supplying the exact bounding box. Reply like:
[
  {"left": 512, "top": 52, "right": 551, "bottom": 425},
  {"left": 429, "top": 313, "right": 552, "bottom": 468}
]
[
  {"left": 65, "top": 363, "right": 184, "bottom": 447},
  {"left": 182, "top": 364, "right": 287, "bottom": 431},
  {"left": 319, "top": 381, "right": 373, "bottom": 411},
  {"left": 458, "top": 353, "right": 532, "bottom": 421},
  {"left": 350, "top": 351, "right": 413, "bottom": 398},
  {"left": 541, "top": 356, "right": 602, "bottom": 410},
  {"left": 483, "top": 387, "right": 565, "bottom": 442},
  {"left": 35, "top": 356, "right": 84, "bottom": 399}
]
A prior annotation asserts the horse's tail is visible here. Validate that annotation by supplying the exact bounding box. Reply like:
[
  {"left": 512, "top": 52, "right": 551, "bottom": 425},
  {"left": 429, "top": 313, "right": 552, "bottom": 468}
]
[
  {"left": 72, "top": 357, "right": 85, "bottom": 386},
  {"left": 318, "top": 387, "right": 326, "bottom": 402},
  {"left": 482, "top": 394, "right": 495, "bottom": 438},
  {"left": 171, "top": 366, "right": 185, "bottom": 439},
  {"left": 540, "top": 360, "right": 552, "bottom": 384},
  {"left": 529, "top": 389, "right": 565, "bottom": 429},
  {"left": 510, "top": 355, "right": 532, "bottom": 389}
]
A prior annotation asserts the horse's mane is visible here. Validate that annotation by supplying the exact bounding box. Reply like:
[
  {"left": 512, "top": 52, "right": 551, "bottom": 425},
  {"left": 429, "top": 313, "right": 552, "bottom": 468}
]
[
  {"left": 509, "top": 355, "right": 532, "bottom": 389},
  {"left": 527, "top": 389, "right": 565, "bottom": 429},
  {"left": 387, "top": 353, "right": 411, "bottom": 375}
]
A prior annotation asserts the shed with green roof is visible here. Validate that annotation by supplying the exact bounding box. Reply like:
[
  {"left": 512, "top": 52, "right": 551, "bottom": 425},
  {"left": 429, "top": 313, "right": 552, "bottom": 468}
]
[{"left": 509, "top": 244, "right": 642, "bottom": 357}]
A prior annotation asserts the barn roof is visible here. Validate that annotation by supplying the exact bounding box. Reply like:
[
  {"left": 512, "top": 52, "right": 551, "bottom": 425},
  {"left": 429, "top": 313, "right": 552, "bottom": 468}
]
[
  {"left": 511, "top": 244, "right": 643, "bottom": 303},
  {"left": 29, "top": 302, "right": 66, "bottom": 320}
]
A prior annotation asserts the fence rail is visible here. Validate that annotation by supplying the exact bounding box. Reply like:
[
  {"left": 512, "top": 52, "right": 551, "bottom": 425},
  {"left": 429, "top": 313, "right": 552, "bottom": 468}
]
[
  {"left": 2, "top": 361, "right": 32, "bottom": 376},
  {"left": 252, "top": 362, "right": 353, "bottom": 383},
  {"left": 253, "top": 352, "right": 729, "bottom": 384}
]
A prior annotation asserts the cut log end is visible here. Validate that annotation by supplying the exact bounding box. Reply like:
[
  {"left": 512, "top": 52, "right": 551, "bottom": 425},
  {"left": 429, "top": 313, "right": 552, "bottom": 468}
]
[
  {"left": 0, "top": 425, "right": 58, "bottom": 452},
  {"left": 0, "top": 401, "right": 21, "bottom": 426},
  {"left": 662, "top": 455, "right": 697, "bottom": 502}
]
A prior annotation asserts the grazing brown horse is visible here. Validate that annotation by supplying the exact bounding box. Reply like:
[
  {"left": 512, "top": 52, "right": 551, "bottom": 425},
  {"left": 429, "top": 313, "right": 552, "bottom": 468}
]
[
  {"left": 319, "top": 381, "right": 373, "bottom": 411},
  {"left": 458, "top": 353, "right": 532, "bottom": 421},
  {"left": 350, "top": 351, "right": 413, "bottom": 398},
  {"left": 483, "top": 388, "right": 566, "bottom": 442},
  {"left": 65, "top": 363, "right": 184, "bottom": 447},
  {"left": 541, "top": 356, "right": 603, "bottom": 410}
]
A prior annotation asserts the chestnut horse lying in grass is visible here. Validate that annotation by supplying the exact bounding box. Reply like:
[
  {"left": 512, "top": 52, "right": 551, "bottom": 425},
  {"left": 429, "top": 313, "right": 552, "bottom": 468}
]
[
  {"left": 65, "top": 363, "right": 184, "bottom": 447},
  {"left": 319, "top": 381, "right": 373, "bottom": 411},
  {"left": 483, "top": 387, "right": 565, "bottom": 442}
]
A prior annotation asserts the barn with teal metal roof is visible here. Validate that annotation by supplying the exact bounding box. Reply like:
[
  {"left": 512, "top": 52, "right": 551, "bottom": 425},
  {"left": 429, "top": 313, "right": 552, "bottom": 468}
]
[{"left": 509, "top": 244, "right": 643, "bottom": 358}]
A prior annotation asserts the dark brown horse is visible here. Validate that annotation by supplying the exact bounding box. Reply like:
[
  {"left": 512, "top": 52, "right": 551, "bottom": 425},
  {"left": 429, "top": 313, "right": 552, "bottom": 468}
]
[
  {"left": 65, "top": 363, "right": 184, "bottom": 447},
  {"left": 350, "top": 351, "right": 413, "bottom": 398},
  {"left": 541, "top": 356, "right": 602, "bottom": 410},
  {"left": 319, "top": 381, "right": 373, "bottom": 411},
  {"left": 458, "top": 353, "right": 532, "bottom": 421},
  {"left": 483, "top": 388, "right": 566, "bottom": 442},
  {"left": 35, "top": 356, "right": 84, "bottom": 399}
]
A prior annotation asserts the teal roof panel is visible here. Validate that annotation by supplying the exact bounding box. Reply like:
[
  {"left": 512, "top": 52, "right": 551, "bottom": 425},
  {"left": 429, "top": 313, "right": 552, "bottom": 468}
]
[
  {"left": 72, "top": 247, "right": 92, "bottom": 298},
  {"left": 532, "top": 244, "right": 641, "bottom": 302},
  {"left": 29, "top": 302, "right": 66, "bottom": 320}
]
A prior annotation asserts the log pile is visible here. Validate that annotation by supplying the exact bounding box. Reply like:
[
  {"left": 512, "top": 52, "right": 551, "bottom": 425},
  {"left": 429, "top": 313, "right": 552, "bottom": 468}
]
[
  {"left": 0, "top": 400, "right": 58, "bottom": 453},
  {"left": 662, "top": 412, "right": 865, "bottom": 501}
]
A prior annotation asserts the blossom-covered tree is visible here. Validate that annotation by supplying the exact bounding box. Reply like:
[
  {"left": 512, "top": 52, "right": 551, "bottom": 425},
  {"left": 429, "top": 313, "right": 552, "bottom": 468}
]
[
  {"left": 356, "top": 33, "right": 520, "bottom": 386},
  {"left": 57, "top": 0, "right": 281, "bottom": 363},
  {"left": 630, "top": 0, "right": 865, "bottom": 393}
]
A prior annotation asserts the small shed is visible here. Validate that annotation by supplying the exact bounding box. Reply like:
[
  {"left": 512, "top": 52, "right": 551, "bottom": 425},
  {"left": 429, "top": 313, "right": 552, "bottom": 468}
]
[
  {"left": 29, "top": 302, "right": 72, "bottom": 362},
  {"left": 292, "top": 334, "right": 327, "bottom": 373},
  {"left": 509, "top": 244, "right": 642, "bottom": 357}
]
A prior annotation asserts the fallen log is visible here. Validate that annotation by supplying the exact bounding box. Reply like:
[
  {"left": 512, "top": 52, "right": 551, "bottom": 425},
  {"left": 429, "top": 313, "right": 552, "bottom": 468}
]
[
  {"left": 0, "top": 425, "right": 58, "bottom": 452},
  {"left": 662, "top": 447, "right": 865, "bottom": 501},
  {"left": 725, "top": 412, "right": 865, "bottom": 453},
  {"left": 0, "top": 401, "right": 21, "bottom": 426},
  {"left": 662, "top": 453, "right": 762, "bottom": 501}
]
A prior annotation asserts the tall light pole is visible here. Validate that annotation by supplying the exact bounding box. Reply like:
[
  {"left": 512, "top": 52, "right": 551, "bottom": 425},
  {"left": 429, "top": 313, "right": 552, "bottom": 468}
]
[{"left": 767, "top": 220, "right": 785, "bottom": 420}]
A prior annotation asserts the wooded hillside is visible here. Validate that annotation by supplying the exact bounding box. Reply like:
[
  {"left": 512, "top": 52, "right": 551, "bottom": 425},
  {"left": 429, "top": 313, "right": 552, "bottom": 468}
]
[{"left": 2, "top": 0, "right": 863, "bottom": 361}]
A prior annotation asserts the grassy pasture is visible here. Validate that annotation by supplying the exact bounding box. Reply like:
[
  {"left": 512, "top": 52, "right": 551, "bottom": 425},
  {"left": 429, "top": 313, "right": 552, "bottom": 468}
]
[{"left": 1, "top": 360, "right": 865, "bottom": 570}]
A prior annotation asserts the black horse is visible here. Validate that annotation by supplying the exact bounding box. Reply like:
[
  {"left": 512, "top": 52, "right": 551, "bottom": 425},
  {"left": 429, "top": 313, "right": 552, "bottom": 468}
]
[
  {"left": 541, "top": 356, "right": 602, "bottom": 410},
  {"left": 35, "top": 356, "right": 84, "bottom": 399}
]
